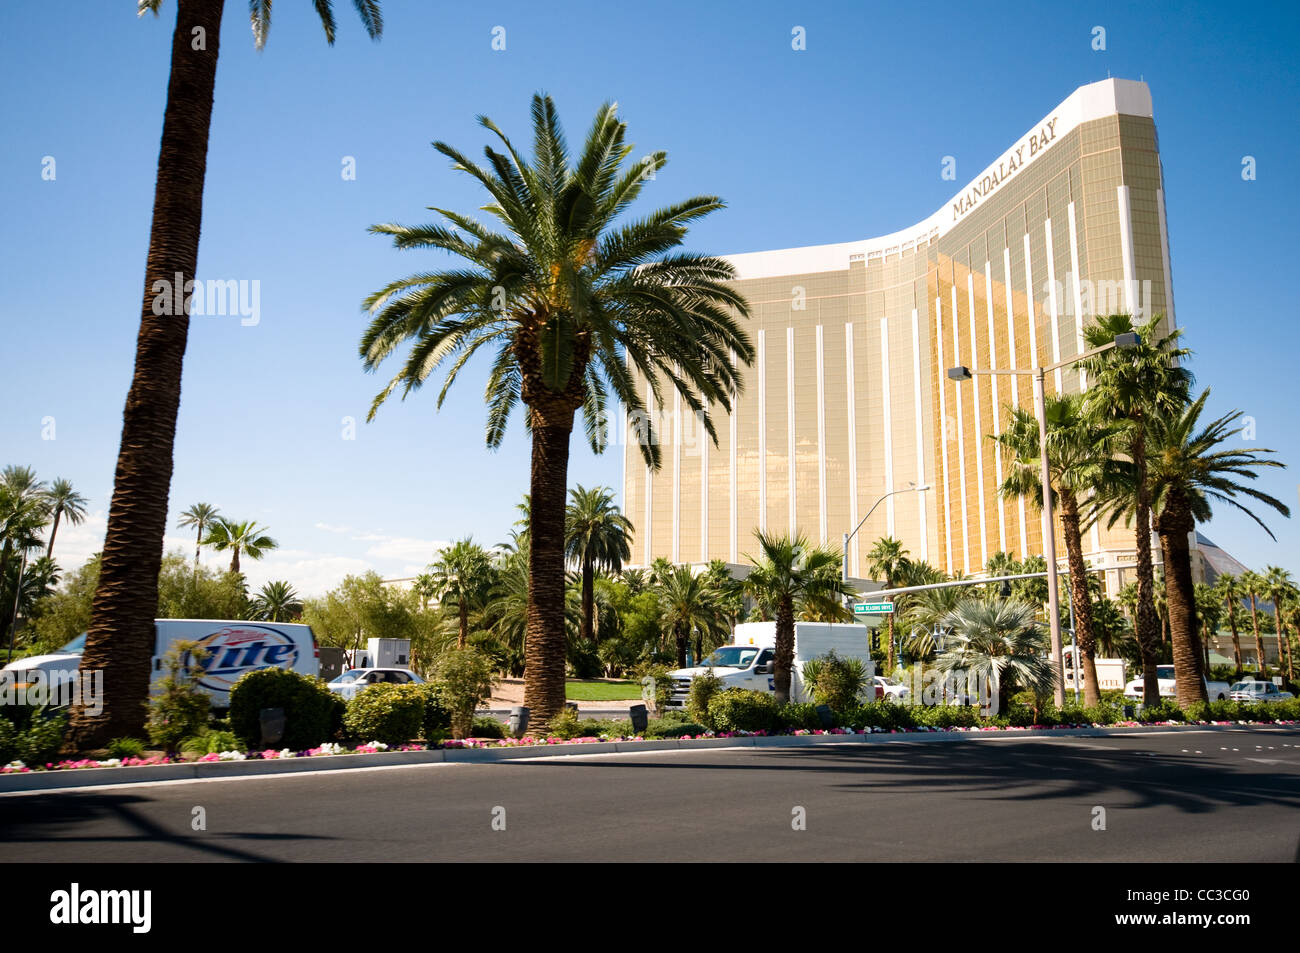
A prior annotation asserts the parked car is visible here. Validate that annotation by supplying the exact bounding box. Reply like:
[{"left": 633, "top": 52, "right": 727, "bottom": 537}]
[
  {"left": 1227, "top": 681, "right": 1294, "bottom": 703},
  {"left": 874, "top": 675, "right": 908, "bottom": 701},
  {"left": 327, "top": 667, "right": 425, "bottom": 700},
  {"left": 1123, "top": 665, "right": 1230, "bottom": 702}
]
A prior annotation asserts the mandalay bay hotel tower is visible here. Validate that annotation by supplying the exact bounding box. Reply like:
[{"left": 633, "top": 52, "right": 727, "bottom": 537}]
[{"left": 623, "top": 79, "right": 1184, "bottom": 593}]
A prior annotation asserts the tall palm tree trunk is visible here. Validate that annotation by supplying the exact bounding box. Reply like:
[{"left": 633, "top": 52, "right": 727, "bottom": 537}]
[
  {"left": 229, "top": 546, "right": 240, "bottom": 575},
  {"left": 1248, "top": 597, "right": 1263, "bottom": 673},
  {"left": 581, "top": 555, "right": 595, "bottom": 644},
  {"left": 1131, "top": 430, "right": 1162, "bottom": 706},
  {"left": 675, "top": 624, "right": 688, "bottom": 669},
  {"left": 1059, "top": 497, "right": 1100, "bottom": 706},
  {"left": 66, "top": 0, "right": 224, "bottom": 750},
  {"left": 193, "top": 523, "right": 204, "bottom": 571},
  {"left": 1226, "top": 601, "right": 1242, "bottom": 677},
  {"left": 523, "top": 417, "right": 572, "bottom": 734},
  {"left": 774, "top": 598, "right": 796, "bottom": 704},
  {"left": 45, "top": 508, "right": 63, "bottom": 561},
  {"left": 1156, "top": 496, "right": 1208, "bottom": 709},
  {"left": 1273, "top": 603, "right": 1294, "bottom": 681}
]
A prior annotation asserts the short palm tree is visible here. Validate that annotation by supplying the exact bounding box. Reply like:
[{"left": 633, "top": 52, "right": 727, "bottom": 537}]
[
  {"left": 741, "top": 531, "right": 852, "bottom": 702},
  {"left": 1212, "top": 573, "right": 1245, "bottom": 676},
  {"left": 1146, "top": 391, "right": 1289, "bottom": 708},
  {"left": 564, "top": 485, "right": 632, "bottom": 647},
  {"left": 71, "top": 0, "right": 383, "bottom": 750},
  {"left": 933, "top": 598, "right": 1056, "bottom": 714},
  {"left": 995, "top": 393, "right": 1126, "bottom": 706},
  {"left": 359, "top": 96, "right": 754, "bottom": 729},
  {"left": 1194, "top": 582, "right": 1223, "bottom": 672},
  {"left": 656, "top": 565, "right": 726, "bottom": 668},
  {"left": 1262, "top": 566, "right": 1296, "bottom": 681},
  {"left": 1238, "top": 569, "right": 1267, "bottom": 672},
  {"left": 42, "top": 478, "right": 87, "bottom": 563},
  {"left": 177, "top": 502, "right": 220, "bottom": 572},
  {"left": 866, "top": 536, "right": 910, "bottom": 671},
  {"left": 202, "top": 519, "right": 278, "bottom": 575},
  {"left": 0, "top": 466, "right": 50, "bottom": 590},
  {"left": 428, "top": 537, "right": 496, "bottom": 648},
  {"left": 251, "top": 581, "right": 303, "bottom": 622},
  {"left": 1081, "top": 313, "right": 1191, "bottom": 706}
]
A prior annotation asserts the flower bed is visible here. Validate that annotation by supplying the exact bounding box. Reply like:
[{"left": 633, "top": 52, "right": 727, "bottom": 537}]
[{"left": 2, "top": 718, "right": 1294, "bottom": 776}]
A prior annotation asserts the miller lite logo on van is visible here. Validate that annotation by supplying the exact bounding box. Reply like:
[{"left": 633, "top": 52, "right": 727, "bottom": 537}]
[{"left": 186, "top": 626, "right": 301, "bottom": 693}]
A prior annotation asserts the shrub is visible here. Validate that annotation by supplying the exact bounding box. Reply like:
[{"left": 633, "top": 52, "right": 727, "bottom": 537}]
[
  {"left": 1139, "top": 699, "right": 1185, "bottom": 723},
  {"left": 778, "top": 702, "right": 823, "bottom": 731},
  {"left": 645, "top": 719, "right": 709, "bottom": 739},
  {"left": 632, "top": 661, "right": 677, "bottom": 715},
  {"left": 843, "top": 701, "right": 916, "bottom": 732},
  {"left": 228, "top": 667, "right": 344, "bottom": 750},
  {"left": 688, "top": 671, "right": 724, "bottom": 726},
  {"left": 547, "top": 708, "right": 581, "bottom": 739},
  {"left": 546, "top": 711, "right": 624, "bottom": 740},
  {"left": 914, "top": 705, "right": 981, "bottom": 729},
  {"left": 432, "top": 647, "right": 496, "bottom": 740},
  {"left": 343, "top": 683, "right": 425, "bottom": 745},
  {"left": 106, "top": 737, "right": 146, "bottom": 760},
  {"left": 146, "top": 641, "right": 211, "bottom": 753},
  {"left": 470, "top": 716, "right": 506, "bottom": 739},
  {"left": 0, "top": 707, "right": 66, "bottom": 766},
  {"left": 417, "top": 682, "right": 452, "bottom": 741},
  {"left": 801, "top": 650, "right": 870, "bottom": 713},
  {"left": 707, "top": 688, "right": 779, "bottom": 733},
  {"left": 180, "top": 729, "right": 243, "bottom": 757}
]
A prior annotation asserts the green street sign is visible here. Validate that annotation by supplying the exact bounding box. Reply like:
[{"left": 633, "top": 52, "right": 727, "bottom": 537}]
[{"left": 853, "top": 601, "right": 894, "bottom": 615}]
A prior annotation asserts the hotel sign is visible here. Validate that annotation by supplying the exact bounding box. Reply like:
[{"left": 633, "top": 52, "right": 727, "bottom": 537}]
[{"left": 950, "top": 116, "right": 1059, "bottom": 224}]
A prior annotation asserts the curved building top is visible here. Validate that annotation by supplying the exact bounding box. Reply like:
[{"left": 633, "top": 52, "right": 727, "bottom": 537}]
[{"left": 724, "top": 78, "right": 1153, "bottom": 280}]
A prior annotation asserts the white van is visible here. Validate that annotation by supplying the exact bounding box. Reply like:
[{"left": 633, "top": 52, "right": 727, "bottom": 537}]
[{"left": 1, "top": 619, "right": 320, "bottom": 709}]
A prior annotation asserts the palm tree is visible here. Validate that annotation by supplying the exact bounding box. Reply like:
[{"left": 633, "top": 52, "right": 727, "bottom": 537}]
[
  {"left": 1239, "top": 569, "right": 1267, "bottom": 673},
  {"left": 0, "top": 466, "right": 50, "bottom": 593},
  {"left": 202, "top": 518, "right": 278, "bottom": 575},
  {"left": 1194, "top": 582, "right": 1223, "bottom": 673},
  {"left": 41, "top": 478, "right": 87, "bottom": 563},
  {"left": 995, "top": 393, "right": 1125, "bottom": 706},
  {"left": 866, "top": 537, "right": 910, "bottom": 671},
  {"left": 1145, "top": 391, "right": 1289, "bottom": 708},
  {"left": 251, "top": 581, "right": 303, "bottom": 622},
  {"left": 1091, "top": 596, "right": 1138, "bottom": 665},
  {"left": 933, "top": 598, "right": 1056, "bottom": 714},
  {"left": 428, "top": 537, "right": 496, "bottom": 648},
  {"left": 176, "top": 502, "right": 220, "bottom": 571},
  {"left": 656, "top": 565, "right": 726, "bottom": 668},
  {"left": 1262, "top": 567, "right": 1296, "bottom": 681},
  {"left": 1212, "top": 573, "right": 1245, "bottom": 676},
  {"left": 741, "top": 532, "right": 852, "bottom": 703},
  {"left": 69, "top": 1, "right": 384, "bottom": 750},
  {"left": 564, "top": 485, "right": 632, "bottom": 647},
  {"left": 359, "top": 97, "right": 754, "bottom": 730},
  {"left": 1081, "top": 313, "right": 1191, "bottom": 707}
]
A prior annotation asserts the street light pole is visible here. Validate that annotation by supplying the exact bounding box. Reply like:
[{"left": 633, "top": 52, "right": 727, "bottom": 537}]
[{"left": 841, "top": 482, "right": 931, "bottom": 594}]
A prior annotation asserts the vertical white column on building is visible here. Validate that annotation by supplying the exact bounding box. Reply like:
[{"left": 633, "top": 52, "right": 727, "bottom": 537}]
[
  {"left": 952, "top": 285, "right": 970, "bottom": 572},
  {"left": 644, "top": 378, "right": 654, "bottom": 565},
  {"left": 816, "top": 323, "right": 827, "bottom": 544},
  {"left": 787, "top": 326, "right": 796, "bottom": 538},
  {"left": 700, "top": 402, "right": 708, "bottom": 563},
  {"left": 1004, "top": 246, "right": 1029, "bottom": 559},
  {"left": 966, "top": 273, "right": 987, "bottom": 567},
  {"left": 985, "top": 261, "right": 1007, "bottom": 554},
  {"left": 934, "top": 299, "right": 953, "bottom": 575},
  {"left": 879, "top": 317, "right": 895, "bottom": 538},
  {"left": 1023, "top": 233, "right": 1039, "bottom": 373},
  {"left": 1156, "top": 188, "right": 1177, "bottom": 328},
  {"left": 757, "top": 329, "right": 767, "bottom": 533},
  {"left": 845, "top": 323, "right": 859, "bottom": 575},
  {"left": 910, "top": 307, "right": 928, "bottom": 564},
  {"left": 1044, "top": 218, "right": 1063, "bottom": 393},
  {"left": 1117, "top": 185, "right": 1138, "bottom": 319},
  {"left": 1067, "top": 201, "right": 1087, "bottom": 390},
  {"left": 672, "top": 381, "right": 681, "bottom": 564},
  {"left": 729, "top": 348, "right": 738, "bottom": 564}
]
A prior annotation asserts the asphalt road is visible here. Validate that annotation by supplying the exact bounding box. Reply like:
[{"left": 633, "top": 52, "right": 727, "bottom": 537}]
[{"left": 3, "top": 727, "right": 1298, "bottom": 862}]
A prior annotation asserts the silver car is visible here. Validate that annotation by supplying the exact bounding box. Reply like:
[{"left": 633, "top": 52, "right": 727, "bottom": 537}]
[
  {"left": 1227, "top": 681, "right": 1294, "bottom": 703},
  {"left": 327, "top": 667, "right": 425, "bottom": 700}
]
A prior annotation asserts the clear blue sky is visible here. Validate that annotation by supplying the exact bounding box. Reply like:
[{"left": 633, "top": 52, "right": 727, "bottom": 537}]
[{"left": 2, "top": 0, "right": 1297, "bottom": 595}]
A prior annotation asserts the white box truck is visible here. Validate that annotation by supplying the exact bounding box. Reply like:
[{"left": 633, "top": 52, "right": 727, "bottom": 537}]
[
  {"left": 1060, "top": 646, "right": 1127, "bottom": 692},
  {"left": 666, "top": 621, "right": 876, "bottom": 709},
  {"left": 1, "top": 619, "right": 320, "bottom": 710}
]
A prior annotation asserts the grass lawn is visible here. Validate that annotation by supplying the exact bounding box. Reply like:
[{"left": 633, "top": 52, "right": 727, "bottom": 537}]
[{"left": 565, "top": 680, "right": 642, "bottom": 701}]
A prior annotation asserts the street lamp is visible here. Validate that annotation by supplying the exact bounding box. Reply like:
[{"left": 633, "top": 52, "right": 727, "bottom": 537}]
[
  {"left": 948, "top": 332, "right": 1137, "bottom": 706},
  {"left": 842, "top": 482, "right": 932, "bottom": 593}
]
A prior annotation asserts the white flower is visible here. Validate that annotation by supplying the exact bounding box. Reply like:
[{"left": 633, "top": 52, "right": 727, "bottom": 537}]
[
  {"left": 278, "top": 748, "right": 294, "bottom": 759},
  {"left": 96, "top": 758, "right": 122, "bottom": 768},
  {"left": 217, "top": 750, "right": 247, "bottom": 761},
  {"left": 3, "top": 760, "right": 26, "bottom": 771},
  {"left": 364, "top": 741, "right": 389, "bottom": 751}
]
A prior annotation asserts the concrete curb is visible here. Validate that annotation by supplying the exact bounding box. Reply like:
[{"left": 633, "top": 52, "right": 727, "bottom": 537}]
[{"left": 1, "top": 722, "right": 1290, "bottom": 795}]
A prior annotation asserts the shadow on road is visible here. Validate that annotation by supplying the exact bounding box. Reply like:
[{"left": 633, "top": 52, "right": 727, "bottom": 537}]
[{"left": 0, "top": 792, "right": 338, "bottom": 861}]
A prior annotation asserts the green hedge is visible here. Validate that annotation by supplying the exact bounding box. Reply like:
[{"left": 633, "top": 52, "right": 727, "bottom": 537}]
[
  {"left": 707, "top": 688, "right": 780, "bottom": 733},
  {"left": 228, "top": 668, "right": 344, "bottom": 750},
  {"left": 343, "top": 683, "right": 425, "bottom": 745},
  {"left": 0, "top": 708, "right": 65, "bottom": 766}
]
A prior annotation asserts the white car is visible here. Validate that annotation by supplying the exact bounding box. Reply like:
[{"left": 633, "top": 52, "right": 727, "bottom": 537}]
[
  {"left": 874, "top": 675, "right": 909, "bottom": 701},
  {"left": 327, "top": 667, "right": 425, "bottom": 700},
  {"left": 1123, "top": 665, "right": 1229, "bottom": 702},
  {"left": 1227, "top": 681, "right": 1294, "bottom": 703}
]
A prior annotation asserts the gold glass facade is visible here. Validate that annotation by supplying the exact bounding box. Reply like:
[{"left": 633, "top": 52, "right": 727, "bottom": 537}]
[{"left": 624, "top": 79, "right": 1175, "bottom": 589}]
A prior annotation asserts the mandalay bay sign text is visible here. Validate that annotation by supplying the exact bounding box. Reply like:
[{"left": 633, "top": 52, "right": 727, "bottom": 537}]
[{"left": 950, "top": 116, "right": 1059, "bottom": 223}]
